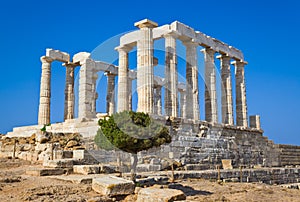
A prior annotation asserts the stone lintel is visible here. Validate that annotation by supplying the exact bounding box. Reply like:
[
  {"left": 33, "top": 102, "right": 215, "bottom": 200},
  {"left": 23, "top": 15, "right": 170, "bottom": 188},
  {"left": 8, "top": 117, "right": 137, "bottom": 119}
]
[
  {"left": 216, "top": 54, "right": 230, "bottom": 60},
  {"left": 46, "top": 48, "right": 70, "bottom": 63},
  {"left": 231, "top": 60, "right": 248, "bottom": 65},
  {"left": 134, "top": 19, "right": 158, "bottom": 29},
  {"left": 72, "top": 52, "right": 91, "bottom": 65}
]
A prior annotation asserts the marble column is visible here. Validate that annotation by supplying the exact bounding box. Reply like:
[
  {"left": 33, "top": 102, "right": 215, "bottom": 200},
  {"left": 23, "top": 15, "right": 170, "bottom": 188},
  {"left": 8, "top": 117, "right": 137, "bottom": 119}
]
[
  {"left": 217, "top": 55, "right": 234, "bottom": 125},
  {"left": 183, "top": 41, "right": 199, "bottom": 120},
  {"left": 105, "top": 72, "right": 116, "bottom": 115},
  {"left": 154, "top": 85, "right": 162, "bottom": 116},
  {"left": 63, "top": 63, "right": 76, "bottom": 120},
  {"left": 128, "top": 77, "right": 133, "bottom": 111},
  {"left": 179, "top": 89, "right": 186, "bottom": 118},
  {"left": 38, "top": 56, "right": 53, "bottom": 125},
  {"left": 91, "top": 73, "right": 98, "bottom": 115},
  {"left": 116, "top": 46, "right": 130, "bottom": 112},
  {"left": 232, "top": 60, "right": 248, "bottom": 127},
  {"left": 135, "top": 19, "right": 157, "bottom": 114},
  {"left": 78, "top": 58, "right": 95, "bottom": 120},
  {"left": 164, "top": 33, "right": 178, "bottom": 117},
  {"left": 202, "top": 48, "right": 218, "bottom": 123}
]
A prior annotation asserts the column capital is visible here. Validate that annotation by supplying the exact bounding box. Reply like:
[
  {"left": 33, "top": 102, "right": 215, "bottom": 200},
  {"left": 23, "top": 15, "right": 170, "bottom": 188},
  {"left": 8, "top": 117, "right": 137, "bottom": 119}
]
[
  {"left": 40, "top": 56, "right": 54, "bottom": 63},
  {"left": 134, "top": 19, "right": 158, "bottom": 29},
  {"left": 115, "top": 45, "right": 132, "bottom": 53},
  {"left": 163, "top": 31, "right": 180, "bottom": 39},
  {"left": 200, "top": 47, "right": 216, "bottom": 56},
  {"left": 182, "top": 40, "right": 198, "bottom": 48},
  {"left": 216, "top": 54, "right": 231, "bottom": 61},
  {"left": 104, "top": 72, "right": 117, "bottom": 77},
  {"left": 231, "top": 60, "right": 248, "bottom": 66},
  {"left": 62, "top": 62, "right": 78, "bottom": 68}
]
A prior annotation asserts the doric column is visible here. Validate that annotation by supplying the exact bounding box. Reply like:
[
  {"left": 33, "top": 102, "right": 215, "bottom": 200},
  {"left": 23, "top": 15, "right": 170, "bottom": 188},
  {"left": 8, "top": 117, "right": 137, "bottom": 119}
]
[
  {"left": 164, "top": 32, "right": 178, "bottom": 117},
  {"left": 78, "top": 58, "right": 95, "bottom": 120},
  {"left": 202, "top": 48, "right": 218, "bottom": 123},
  {"left": 232, "top": 60, "right": 248, "bottom": 127},
  {"left": 217, "top": 55, "right": 234, "bottom": 125},
  {"left": 105, "top": 72, "right": 116, "bottom": 115},
  {"left": 179, "top": 88, "right": 186, "bottom": 118},
  {"left": 128, "top": 77, "right": 133, "bottom": 111},
  {"left": 91, "top": 73, "right": 98, "bottom": 115},
  {"left": 38, "top": 56, "right": 53, "bottom": 125},
  {"left": 63, "top": 63, "right": 76, "bottom": 120},
  {"left": 154, "top": 85, "right": 162, "bottom": 116},
  {"left": 135, "top": 19, "right": 158, "bottom": 114},
  {"left": 183, "top": 41, "right": 199, "bottom": 120},
  {"left": 116, "top": 46, "right": 130, "bottom": 112}
]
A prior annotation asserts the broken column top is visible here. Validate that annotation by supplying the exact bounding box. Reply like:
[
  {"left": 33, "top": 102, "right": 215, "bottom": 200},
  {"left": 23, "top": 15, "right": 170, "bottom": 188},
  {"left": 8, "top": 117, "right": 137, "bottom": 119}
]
[{"left": 134, "top": 19, "right": 158, "bottom": 29}]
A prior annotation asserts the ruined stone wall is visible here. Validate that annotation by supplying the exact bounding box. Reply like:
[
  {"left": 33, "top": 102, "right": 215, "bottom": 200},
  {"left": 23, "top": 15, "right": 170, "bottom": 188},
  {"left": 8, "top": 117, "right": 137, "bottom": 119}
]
[{"left": 279, "top": 144, "right": 300, "bottom": 166}]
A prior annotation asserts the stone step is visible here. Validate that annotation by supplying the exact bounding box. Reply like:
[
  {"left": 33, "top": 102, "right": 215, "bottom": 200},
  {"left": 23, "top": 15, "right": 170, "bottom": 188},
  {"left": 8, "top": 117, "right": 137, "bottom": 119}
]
[
  {"left": 43, "top": 158, "right": 74, "bottom": 168},
  {"left": 26, "top": 167, "right": 69, "bottom": 176}
]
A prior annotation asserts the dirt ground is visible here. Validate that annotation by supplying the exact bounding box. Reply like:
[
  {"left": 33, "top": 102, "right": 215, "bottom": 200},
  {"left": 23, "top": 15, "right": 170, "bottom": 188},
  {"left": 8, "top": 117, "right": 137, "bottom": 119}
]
[{"left": 0, "top": 158, "right": 299, "bottom": 202}]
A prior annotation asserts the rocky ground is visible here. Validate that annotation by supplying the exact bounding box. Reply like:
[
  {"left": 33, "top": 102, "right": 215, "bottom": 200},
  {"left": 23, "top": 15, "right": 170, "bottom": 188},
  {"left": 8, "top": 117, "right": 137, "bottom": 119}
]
[{"left": 0, "top": 158, "right": 299, "bottom": 202}]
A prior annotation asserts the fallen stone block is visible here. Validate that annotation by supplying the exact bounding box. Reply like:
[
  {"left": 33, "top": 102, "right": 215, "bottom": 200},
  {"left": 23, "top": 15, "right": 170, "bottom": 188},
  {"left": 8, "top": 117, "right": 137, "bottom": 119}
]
[
  {"left": 92, "top": 176, "right": 135, "bottom": 197},
  {"left": 136, "top": 187, "right": 186, "bottom": 202},
  {"left": 26, "top": 167, "right": 66, "bottom": 176},
  {"left": 43, "top": 159, "right": 74, "bottom": 168},
  {"left": 73, "top": 165, "right": 100, "bottom": 175}
]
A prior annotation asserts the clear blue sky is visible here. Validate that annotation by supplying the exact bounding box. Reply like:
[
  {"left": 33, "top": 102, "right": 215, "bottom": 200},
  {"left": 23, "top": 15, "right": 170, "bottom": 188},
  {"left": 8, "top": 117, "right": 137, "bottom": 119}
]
[{"left": 0, "top": 0, "right": 299, "bottom": 145}]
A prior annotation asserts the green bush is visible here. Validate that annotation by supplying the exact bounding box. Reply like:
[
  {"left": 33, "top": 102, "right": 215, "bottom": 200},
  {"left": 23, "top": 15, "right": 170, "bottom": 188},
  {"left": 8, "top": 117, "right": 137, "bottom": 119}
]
[{"left": 94, "top": 111, "right": 171, "bottom": 154}]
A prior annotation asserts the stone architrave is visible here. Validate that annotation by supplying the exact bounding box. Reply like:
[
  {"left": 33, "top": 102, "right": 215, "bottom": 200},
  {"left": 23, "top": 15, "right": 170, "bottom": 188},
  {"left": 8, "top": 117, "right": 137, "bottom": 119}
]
[
  {"left": 154, "top": 85, "right": 162, "bottom": 116},
  {"left": 135, "top": 19, "right": 158, "bottom": 114},
  {"left": 78, "top": 58, "right": 95, "bottom": 120},
  {"left": 233, "top": 60, "right": 248, "bottom": 127},
  {"left": 217, "top": 55, "right": 234, "bottom": 125},
  {"left": 38, "top": 56, "right": 54, "bottom": 125},
  {"left": 183, "top": 41, "right": 199, "bottom": 120},
  {"left": 116, "top": 46, "right": 130, "bottom": 112},
  {"left": 105, "top": 72, "right": 116, "bottom": 115},
  {"left": 202, "top": 48, "right": 218, "bottom": 123},
  {"left": 164, "top": 32, "right": 178, "bottom": 117},
  {"left": 63, "top": 62, "right": 77, "bottom": 120}
]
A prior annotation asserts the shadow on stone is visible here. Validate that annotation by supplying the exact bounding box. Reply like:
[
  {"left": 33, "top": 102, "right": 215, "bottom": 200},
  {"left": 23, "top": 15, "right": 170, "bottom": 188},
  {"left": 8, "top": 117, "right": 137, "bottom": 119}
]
[{"left": 168, "top": 183, "right": 213, "bottom": 196}]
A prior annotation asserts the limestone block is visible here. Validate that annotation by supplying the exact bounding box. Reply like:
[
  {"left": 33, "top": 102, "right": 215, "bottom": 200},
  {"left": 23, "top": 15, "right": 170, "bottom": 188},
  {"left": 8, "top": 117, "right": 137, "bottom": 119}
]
[
  {"left": 26, "top": 167, "right": 66, "bottom": 176},
  {"left": 73, "top": 165, "right": 100, "bottom": 175},
  {"left": 73, "top": 52, "right": 91, "bottom": 65},
  {"left": 136, "top": 187, "right": 186, "bottom": 202},
  {"left": 222, "top": 159, "right": 233, "bottom": 170},
  {"left": 92, "top": 176, "right": 135, "bottom": 197},
  {"left": 46, "top": 48, "right": 70, "bottom": 62},
  {"left": 43, "top": 159, "right": 74, "bottom": 168}
]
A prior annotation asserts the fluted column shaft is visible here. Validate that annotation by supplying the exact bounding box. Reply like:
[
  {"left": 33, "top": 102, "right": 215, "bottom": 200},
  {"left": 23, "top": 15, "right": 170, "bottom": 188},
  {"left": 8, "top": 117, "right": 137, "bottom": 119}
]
[
  {"left": 218, "top": 55, "right": 234, "bottom": 125},
  {"left": 78, "top": 59, "right": 95, "bottom": 119},
  {"left": 105, "top": 73, "right": 116, "bottom": 115},
  {"left": 203, "top": 48, "right": 218, "bottom": 123},
  {"left": 164, "top": 33, "right": 178, "bottom": 117},
  {"left": 117, "top": 46, "right": 130, "bottom": 112},
  {"left": 91, "top": 73, "right": 98, "bottom": 115},
  {"left": 233, "top": 60, "right": 248, "bottom": 127},
  {"left": 128, "top": 78, "right": 133, "bottom": 111},
  {"left": 38, "top": 56, "right": 53, "bottom": 125},
  {"left": 63, "top": 63, "right": 76, "bottom": 120},
  {"left": 154, "top": 85, "right": 162, "bottom": 116},
  {"left": 179, "top": 89, "right": 186, "bottom": 118},
  {"left": 184, "top": 41, "right": 199, "bottom": 120},
  {"left": 137, "top": 27, "right": 155, "bottom": 114}
]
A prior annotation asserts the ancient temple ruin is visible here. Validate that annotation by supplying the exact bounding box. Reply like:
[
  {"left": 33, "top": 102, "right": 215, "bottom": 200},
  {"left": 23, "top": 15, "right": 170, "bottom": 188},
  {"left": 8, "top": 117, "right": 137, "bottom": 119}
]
[{"left": 5, "top": 19, "right": 300, "bottom": 169}]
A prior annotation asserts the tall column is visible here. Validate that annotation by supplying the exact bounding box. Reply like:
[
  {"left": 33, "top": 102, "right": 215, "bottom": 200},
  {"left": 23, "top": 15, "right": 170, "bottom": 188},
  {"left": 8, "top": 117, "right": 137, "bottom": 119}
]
[
  {"left": 217, "top": 55, "right": 234, "bottom": 125},
  {"left": 179, "top": 89, "right": 186, "bottom": 118},
  {"left": 91, "top": 73, "right": 98, "bottom": 115},
  {"left": 232, "top": 60, "right": 248, "bottom": 127},
  {"left": 78, "top": 58, "right": 95, "bottom": 120},
  {"left": 105, "top": 72, "right": 116, "bottom": 115},
  {"left": 63, "top": 63, "right": 76, "bottom": 120},
  {"left": 202, "top": 48, "right": 218, "bottom": 123},
  {"left": 183, "top": 41, "right": 199, "bottom": 120},
  {"left": 38, "top": 56, "right": 53, "bottom": 125},
  {"left": 154, "top": 85, "right": 162, "bottom": 116},
  {"left": 135, "top": 19, "right": 158, "bottom": 114},
  {"left": 116, "top": 46, "right": 130, "bottom": 112},
  {"left": 128, "top": 77, "right": 133, "bottom": 111},
  {"left": 164, "top": 33, "right": 178, "bottom": 117}
]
